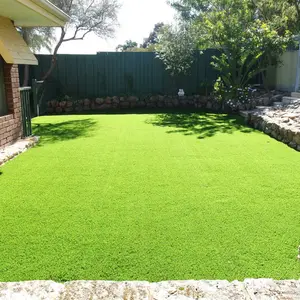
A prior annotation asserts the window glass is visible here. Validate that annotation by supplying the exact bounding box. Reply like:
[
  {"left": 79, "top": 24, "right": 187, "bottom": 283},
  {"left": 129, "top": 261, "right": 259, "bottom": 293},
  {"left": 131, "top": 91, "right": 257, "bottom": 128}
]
[{"left": 0, "top": 57, "right": 7, "bottom": 116}]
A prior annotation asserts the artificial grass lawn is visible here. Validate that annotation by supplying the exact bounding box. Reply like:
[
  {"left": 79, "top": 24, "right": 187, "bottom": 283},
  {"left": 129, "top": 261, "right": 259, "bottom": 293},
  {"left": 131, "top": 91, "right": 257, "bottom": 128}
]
[{"left": 0, "top": 112, "right": 300, "bottom": 282}]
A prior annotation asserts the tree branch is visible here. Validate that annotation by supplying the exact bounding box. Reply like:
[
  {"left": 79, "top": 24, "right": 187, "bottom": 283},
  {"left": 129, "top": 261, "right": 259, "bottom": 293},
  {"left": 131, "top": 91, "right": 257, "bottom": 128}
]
[{"left": 42, "top": 27, "right": 66, "bottom": 81}]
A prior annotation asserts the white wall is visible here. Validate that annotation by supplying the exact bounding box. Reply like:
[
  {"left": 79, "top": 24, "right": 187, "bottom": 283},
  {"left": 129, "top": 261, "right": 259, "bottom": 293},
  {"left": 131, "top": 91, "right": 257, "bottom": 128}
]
[{"left": 270, "top": 51, "right": 298, "bottom": 92}]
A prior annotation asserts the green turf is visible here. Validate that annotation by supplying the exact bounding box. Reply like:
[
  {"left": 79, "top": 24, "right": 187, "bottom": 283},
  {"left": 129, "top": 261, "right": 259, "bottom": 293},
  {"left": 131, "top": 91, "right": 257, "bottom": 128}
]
[{"left": 0, "top": 112, "right": 300, "bottom": 282}]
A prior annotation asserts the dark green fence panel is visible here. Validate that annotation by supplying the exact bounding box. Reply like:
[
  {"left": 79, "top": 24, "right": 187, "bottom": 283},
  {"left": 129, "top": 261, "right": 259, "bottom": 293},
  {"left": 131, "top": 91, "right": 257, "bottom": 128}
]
[{"left": 19, "top": 50, "right": 262, "bottom": 105}]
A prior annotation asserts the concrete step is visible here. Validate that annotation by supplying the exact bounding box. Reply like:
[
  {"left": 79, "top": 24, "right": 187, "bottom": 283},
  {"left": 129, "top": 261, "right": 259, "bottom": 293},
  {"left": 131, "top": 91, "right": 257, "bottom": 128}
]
[
  {"left": 282, "top": 97, "right": 300, "bottom": 105},
  {"left": 291, "top": 92, "right": 300, "bottom": 98}
]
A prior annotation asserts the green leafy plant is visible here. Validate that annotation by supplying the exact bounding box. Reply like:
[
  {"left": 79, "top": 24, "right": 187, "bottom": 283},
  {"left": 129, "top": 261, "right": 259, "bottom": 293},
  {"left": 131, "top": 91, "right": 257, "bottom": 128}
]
[{"left": 156, "top": 23, "right": 196, "bottom": 76}]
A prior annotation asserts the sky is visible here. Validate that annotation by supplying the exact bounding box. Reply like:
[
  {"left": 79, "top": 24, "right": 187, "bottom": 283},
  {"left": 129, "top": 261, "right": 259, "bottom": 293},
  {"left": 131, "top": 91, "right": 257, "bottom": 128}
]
[{"left": 50, "top": 0, "right": 176, "bottom": 54}]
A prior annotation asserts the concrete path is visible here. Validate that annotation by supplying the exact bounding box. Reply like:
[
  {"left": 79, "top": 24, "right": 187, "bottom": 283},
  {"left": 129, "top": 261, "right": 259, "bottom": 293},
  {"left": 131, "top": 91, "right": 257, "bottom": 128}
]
[
  {"left": 0, "top": 136, "right": 39, "bottom": 166},
  {"left": 0, "top": 279, "right": 300, "bottom": 299}
]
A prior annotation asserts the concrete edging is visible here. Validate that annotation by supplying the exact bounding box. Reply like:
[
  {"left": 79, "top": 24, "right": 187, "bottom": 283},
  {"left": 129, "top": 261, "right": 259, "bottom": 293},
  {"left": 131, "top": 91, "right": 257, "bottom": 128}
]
[{"left": 0, "top": 279, "right": 300, "bottom": 299}]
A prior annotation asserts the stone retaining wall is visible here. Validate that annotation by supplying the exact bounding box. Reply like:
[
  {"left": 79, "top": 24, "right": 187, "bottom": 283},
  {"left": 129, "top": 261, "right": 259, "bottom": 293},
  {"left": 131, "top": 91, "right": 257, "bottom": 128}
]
[
  {"left": 0, "top": 279, "right": 300, "bottom": 299},
  {"left": 46, "top": 95, "right": 256, "bottom": 114},
  {"left": 46, "top": 91, "right": 287, "bottom": 115},
  {"left": 244, "top": 105, "right": 300, "bottom": 151}
]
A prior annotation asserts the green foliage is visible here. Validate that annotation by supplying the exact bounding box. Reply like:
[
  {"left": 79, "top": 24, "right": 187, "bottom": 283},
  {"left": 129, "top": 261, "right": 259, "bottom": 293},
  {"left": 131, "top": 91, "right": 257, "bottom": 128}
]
[
  {"left": 116, "top": 40, "right": 138, "bottom": 52},
  {"left": 21, "top": 27, "right": 56, "bottom": 53},
  {"left": 156, "top": 23, "right": 196, "bottom": 76},
  {"left": 122, "top": 45, "right": 156, "bottom": 52},
  {"left": 203, "top": 0, "right": 291, "bottom": 101},
  {"left": 167, "top": 0, "right": 295, "bottom": 101},
  {"left": 213, "top": 77, "right": 255, "bottom": 109}
]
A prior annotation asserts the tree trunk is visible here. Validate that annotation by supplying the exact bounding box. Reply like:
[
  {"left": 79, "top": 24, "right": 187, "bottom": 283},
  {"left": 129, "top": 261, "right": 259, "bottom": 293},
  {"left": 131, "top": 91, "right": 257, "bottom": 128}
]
[{"left": 42, "top": 27, "right": 65, "bottom": 81}]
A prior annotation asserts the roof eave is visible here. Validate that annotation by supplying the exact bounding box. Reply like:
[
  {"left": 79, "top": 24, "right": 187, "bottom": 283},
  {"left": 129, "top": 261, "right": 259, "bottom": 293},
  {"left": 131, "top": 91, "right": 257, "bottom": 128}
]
[{"left": 14, "top": 0, "right": 70, "bottom": 27}]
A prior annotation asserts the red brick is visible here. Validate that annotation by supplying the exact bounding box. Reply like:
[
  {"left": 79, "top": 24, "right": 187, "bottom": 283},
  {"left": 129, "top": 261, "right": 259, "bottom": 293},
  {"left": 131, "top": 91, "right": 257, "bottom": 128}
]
[
  {"left": 0, "top": 62, "right": 21, "bottom": 146},
  {"left": 0, "top": 138, "right": 7, "bottom": 146}
]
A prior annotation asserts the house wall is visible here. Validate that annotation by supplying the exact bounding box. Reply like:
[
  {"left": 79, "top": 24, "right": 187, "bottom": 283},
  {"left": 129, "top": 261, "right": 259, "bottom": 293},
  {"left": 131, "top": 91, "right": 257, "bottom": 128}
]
[
  {"left": 269, "top": 51, "right": 298, "bottom": 92},
  {"left": 0, "top": 62, "right": 22, "bottom": 148}
]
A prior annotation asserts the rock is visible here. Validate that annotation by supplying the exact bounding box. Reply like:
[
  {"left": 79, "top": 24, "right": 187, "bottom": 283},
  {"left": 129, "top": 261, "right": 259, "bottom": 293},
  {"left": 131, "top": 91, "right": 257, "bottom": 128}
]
[
  {"left": 128, "top": 96, "right": 138, "bottom": 102},
  {"left": 206, "top": 102, "right": 212, "bottom": 109},
  {"left": 158, "top": 95, "right": 165, "bottom": 102},
  {"left": 150, "top": 95, "right": 158, "bottom": 102},
  {"left": 293, "top": 133, "right": 300, "bottom": 144},
  {"left": 50, "top": 100, "right": 57, "bottom": 108},
  {"left": 112, "top": 96, "right": 119, "bottom": 103},
  {"left": 75, "top": 106, "right": 83, "bottom": 112},
  {"left": 65, "top": 107, "right": 73, "bottom": 113},
  {"left": 99, "top": 104, "right": 111, "bottom": 110},
  {"left": 66, "top": 101, "right": 73, "bottom": 108},
  {"left": 56, "top": 107, "right": 63, "bottom": 113},
  {"left": 59, "top": 101, "right": 67, "bottom": 108},
  {"left": 262, "top": 97, "right": 272, "bottom": 106},
  {"left": 271, "top": 94, "right": 283, "bottom": 102},
  {"left": 120, "top": 102, "right": 130, "bottom": 108},
  {"left": 285, "top": 113, "right": 298, "bottom": 120},
  {"left": 172, "top": 99, "right": 179, "bottom": 106},
  {"left": 105, "top": 97, "right": 112, "bottom": 104},
  {"left": 95, "top": 98, "right": 104, "bottom": 105},
  {"left": 147, "top": 103, "right": 156, "bottom": 108},
  {"left": 84, "top": 99, "right": 90, "bottom": 106},
  {"left": 136, "top": 101, "right": 146, "bottom": 108}
]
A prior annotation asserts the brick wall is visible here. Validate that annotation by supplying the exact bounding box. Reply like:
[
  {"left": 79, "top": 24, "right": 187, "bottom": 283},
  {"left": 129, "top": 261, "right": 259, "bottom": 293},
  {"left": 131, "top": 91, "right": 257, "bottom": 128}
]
[{"left": 0, "top": 63, "right": 22, "bottom": 148}]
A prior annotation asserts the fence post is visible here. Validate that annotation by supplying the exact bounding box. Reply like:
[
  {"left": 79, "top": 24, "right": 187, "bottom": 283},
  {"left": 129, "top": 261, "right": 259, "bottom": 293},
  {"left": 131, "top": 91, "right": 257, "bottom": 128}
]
[{"left": 32, "top": 79, "right": 38, "bottom": 117}]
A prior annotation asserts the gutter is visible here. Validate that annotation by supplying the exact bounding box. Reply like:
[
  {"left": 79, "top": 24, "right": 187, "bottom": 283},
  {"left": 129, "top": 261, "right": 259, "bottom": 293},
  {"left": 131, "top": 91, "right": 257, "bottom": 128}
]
[{"left": 30, "top": 0, "right": 70, "bottom": 23}]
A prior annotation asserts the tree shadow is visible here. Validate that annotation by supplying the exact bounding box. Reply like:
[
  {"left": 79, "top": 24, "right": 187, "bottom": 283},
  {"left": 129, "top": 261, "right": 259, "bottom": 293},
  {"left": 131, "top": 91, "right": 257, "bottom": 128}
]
[
  {"left": 147, "top": 112, "right": 254, "bottom": 139},
  {"left": 33, "top": 119, "right": 98, "bottom": 146}
]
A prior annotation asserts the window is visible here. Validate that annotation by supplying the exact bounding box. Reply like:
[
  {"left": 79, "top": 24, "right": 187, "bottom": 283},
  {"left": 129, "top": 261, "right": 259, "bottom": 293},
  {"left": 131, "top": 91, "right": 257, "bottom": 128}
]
[{"left": 0, "top": 57, "right": 7, "bottom": 116}]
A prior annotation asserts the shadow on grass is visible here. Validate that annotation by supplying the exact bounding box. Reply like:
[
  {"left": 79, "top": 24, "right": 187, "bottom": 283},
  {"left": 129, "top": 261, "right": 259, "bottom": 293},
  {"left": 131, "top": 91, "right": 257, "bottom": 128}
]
[
  {"left": 147, "top": 112, "right": 254, "bottom": 139},
  {"left": 33, "top": 119, "right": 98, "bottom": 146}
]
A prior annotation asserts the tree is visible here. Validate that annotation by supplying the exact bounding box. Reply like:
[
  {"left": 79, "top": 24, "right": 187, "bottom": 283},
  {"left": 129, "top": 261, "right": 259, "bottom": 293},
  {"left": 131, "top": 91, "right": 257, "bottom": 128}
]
[
  {"left": 168, "top": 0, "right": 211, "bottom": 20},
  {"left": 141, "top": 23, "right": 164, "bottom": 49},
  {"left": 159, "top": 0, "right": 294, "bottom": 102},
  {"left": 156, "top": 23, "right": 196, "bottom": 76},
  {"left": 21, "top": 27, "right": 56, "bottom": 86},
  {"left": 116, "top": 40, "right": 138, "bottom": 52},
  {"left": 197, "top": 0, "right": 292, "bottom": 93},
  {"left": 43, "top": 0, "right": 120, "bottom": 80}
]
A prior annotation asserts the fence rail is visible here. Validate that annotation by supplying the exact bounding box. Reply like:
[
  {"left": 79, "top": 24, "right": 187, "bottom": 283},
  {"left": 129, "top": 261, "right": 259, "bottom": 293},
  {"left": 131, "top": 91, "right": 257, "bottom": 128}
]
[{"left": 20, "top": 87, "right": 32, "bottom": 137}]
